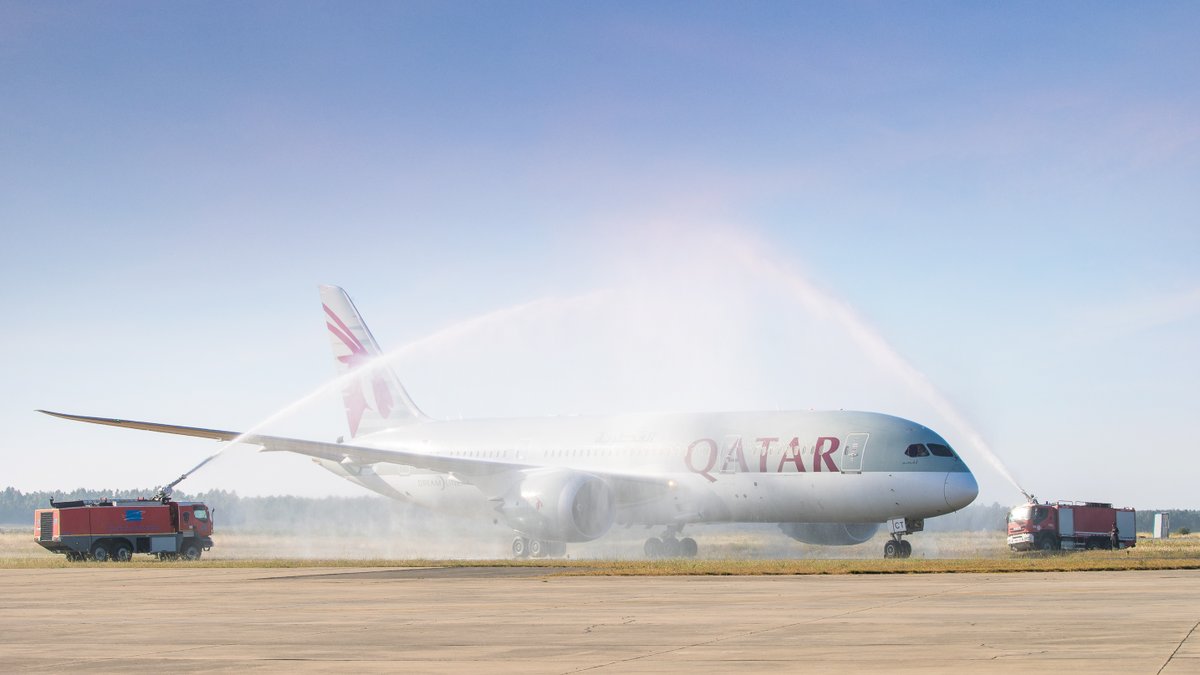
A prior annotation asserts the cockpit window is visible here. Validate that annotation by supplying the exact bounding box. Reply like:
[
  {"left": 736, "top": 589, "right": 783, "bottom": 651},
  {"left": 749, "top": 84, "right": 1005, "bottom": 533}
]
[
  {"left": 904, "top": 443, "right": 930, "bottom": 457},
  {"left": 928, "top": 443, "right": 955, "bottom": 458}
]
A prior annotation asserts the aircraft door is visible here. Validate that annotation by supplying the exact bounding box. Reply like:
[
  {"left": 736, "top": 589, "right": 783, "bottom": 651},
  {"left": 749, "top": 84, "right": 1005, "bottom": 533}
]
[{"left": 841, "top": 433, "right": 869, "bottom": 474}]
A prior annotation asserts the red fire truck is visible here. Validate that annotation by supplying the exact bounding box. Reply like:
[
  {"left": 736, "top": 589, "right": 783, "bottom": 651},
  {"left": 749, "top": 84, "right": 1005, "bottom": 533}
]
[
  {"left": 34, "top": 498, "right": 214, "bottom": 561},
  {"left": 1007, "top": 500, "right": 1135, "bottom": 552}
]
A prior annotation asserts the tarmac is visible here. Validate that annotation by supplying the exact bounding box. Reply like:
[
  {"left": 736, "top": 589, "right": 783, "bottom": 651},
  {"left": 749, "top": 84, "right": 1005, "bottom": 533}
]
[{"left": 1, "top": 567, "right": 1197, "bottom": 673}]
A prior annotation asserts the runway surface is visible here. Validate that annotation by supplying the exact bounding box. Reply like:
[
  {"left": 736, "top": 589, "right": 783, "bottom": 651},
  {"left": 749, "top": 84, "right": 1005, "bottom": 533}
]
[{"left": 1, "top": 567, "right": 1197, "bottom": 673}]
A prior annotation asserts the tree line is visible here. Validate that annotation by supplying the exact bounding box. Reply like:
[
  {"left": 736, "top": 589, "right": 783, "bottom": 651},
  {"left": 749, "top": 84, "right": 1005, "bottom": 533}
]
[{"left": 1, "top": 487, "right": 430, "bottom": 534}]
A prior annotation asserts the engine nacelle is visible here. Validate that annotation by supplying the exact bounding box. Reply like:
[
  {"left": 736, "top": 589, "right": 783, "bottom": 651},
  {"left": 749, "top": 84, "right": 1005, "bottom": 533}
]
[
  {"left": 778, "top": 522, "right": 879, "bottom": 545},
  {"left": 499, "top": 470, "right": 615, "bottom": 543}
]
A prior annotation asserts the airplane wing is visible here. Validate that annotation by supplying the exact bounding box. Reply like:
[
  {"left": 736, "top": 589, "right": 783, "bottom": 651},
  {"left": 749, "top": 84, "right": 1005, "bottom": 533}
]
[
  {"left": 37, "top": 410, "right": 675, "bottom": 503},
  {"left": 38, "top": 410, "right": 527, "bottom": 477}
]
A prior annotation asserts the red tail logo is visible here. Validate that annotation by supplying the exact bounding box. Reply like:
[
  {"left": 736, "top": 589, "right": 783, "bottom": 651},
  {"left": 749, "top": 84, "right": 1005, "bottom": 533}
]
[{"left": 324, "top": 304, "right": 393, "bottom": 435}]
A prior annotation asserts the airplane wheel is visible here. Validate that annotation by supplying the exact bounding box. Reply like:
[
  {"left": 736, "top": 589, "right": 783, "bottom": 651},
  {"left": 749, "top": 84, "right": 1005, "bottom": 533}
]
[
  {"left": 644, "top": 537, "right": 664, "bottom": 558},
  {"left": 529, "top": 539, "right": 545, "bottom": 558},
  {"left": 883, "top": 540, "right": 900, "bottom": 559},
  {"left": 661, "top": 538, "right": 682, "bottom": 557},
  {"left": 900, "top": 540, "right": 912, "bottom": 558},
  {"left": 512, "top": 536, "right": 530, "bottom": 559},
  {"left": 680, "top": 537, "right": 698, "bottom": 558}
]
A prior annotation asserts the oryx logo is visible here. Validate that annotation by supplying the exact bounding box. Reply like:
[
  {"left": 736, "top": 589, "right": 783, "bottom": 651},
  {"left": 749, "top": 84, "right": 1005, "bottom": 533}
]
[
  {"left": 123, "top": 509, "right": 143, "bottom": 522},
  {"left": 324, "top": 303, "right": 394, "bottom": 436}
]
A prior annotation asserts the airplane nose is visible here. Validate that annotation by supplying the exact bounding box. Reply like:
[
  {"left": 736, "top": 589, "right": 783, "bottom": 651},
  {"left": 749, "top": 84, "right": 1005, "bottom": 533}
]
[{"left": 944, "top": 471, "right": 978, "bottom": 510}]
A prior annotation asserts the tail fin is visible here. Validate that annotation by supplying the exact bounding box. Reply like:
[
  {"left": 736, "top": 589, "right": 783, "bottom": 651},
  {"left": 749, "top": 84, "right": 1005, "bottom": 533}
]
[{"left": 320, "top": 285, "right": 429, "bottom": 436}]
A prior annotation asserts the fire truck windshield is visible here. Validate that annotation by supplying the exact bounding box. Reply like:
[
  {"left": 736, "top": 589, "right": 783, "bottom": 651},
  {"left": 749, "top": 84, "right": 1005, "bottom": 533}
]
[
  {"left": 193, "top": 508, "right": 209, "bottom": 521},
  {"left": 1008, "top": 506, "right": 1033, "bottom": 523},
  {"left": 1009, "top": 505, "right": 1051, "bottom": 525}
]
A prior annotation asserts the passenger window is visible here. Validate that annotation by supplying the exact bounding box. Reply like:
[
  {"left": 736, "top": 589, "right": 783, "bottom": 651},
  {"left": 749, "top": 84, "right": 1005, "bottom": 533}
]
[
  {"left": 183, "top": 512, "right": 191, "bottom": 522},
  {"left": 904, "top": 444, "right": 930, "bottom": 458},
  {"left": 928, "top": 443, "right": 955, "bottom": 457}
]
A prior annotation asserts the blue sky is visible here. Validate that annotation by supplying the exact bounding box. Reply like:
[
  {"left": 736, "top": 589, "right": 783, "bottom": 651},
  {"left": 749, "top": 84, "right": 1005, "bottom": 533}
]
[{"left": 2, "top": 3, "right": 1197, "bottom": 508}]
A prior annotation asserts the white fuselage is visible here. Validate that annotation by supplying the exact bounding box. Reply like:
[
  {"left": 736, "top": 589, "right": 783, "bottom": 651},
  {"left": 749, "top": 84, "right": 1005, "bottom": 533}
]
[{"left": 316, "top": 409, "right": 978, "bottom": 527}]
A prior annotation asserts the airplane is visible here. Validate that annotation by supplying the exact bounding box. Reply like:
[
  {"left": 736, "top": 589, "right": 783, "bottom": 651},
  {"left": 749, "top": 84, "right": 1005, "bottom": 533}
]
[{"left": 41, "top": 285, "right": 979, "bottom": 559}]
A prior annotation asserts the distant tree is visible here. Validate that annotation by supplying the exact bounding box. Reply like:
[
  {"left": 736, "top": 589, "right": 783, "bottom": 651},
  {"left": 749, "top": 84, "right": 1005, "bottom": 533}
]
[
  {"left": 925, "top": 502, "right": 1011, "bottom": 532},
  {"left": 1137, "top": 510, "right": 1200, "bottom": 534}
]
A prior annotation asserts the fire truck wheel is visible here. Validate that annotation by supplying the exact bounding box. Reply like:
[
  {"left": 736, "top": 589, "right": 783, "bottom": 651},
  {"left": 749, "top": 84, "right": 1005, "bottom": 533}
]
[
  {"left": 90, "top": 542, "right": 110, "bottom": 562},
  {"left": 1039, "top": 537, "right": 1056, "bottom": 552},
  {"left": 181, "top": 543, "right": 202, "bottom": 560},
  {"left": 111, "top": 542, "right": 133, "bottom": 562}
]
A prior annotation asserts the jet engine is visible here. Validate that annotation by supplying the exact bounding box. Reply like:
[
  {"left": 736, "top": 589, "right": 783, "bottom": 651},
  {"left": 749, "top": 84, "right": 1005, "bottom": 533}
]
[
  {"left": 778, "top": 522, "right": 879, "bottom": 545},
  {"left": 499, "top": 470, "right": 615, "bottom": 542}
]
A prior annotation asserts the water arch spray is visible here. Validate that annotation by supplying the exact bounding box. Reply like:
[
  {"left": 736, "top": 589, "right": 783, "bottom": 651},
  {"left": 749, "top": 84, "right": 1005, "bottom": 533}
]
[{"left": 172, "top": 249, "right": 1027, "bottom": 504}]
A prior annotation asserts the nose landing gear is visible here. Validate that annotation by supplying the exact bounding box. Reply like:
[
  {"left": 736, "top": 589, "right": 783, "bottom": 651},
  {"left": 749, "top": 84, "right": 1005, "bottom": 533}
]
[
  {"left": 883, "top": 536, "right": 913, "bottom": 558},
  {"left": 883, "top": 517, "right": 922, "bottom": 559}
]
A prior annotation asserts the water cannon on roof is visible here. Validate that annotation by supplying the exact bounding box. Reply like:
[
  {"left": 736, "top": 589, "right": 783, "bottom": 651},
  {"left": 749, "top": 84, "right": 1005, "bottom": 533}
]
[{"left": 153, "top": 451, "right": 221, "bottom": 501}]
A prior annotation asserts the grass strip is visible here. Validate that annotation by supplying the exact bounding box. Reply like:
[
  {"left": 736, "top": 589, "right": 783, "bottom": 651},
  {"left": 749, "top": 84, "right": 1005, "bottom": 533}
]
[{"left": 2, "top": 554, "right": 1199, "bottom": 575}]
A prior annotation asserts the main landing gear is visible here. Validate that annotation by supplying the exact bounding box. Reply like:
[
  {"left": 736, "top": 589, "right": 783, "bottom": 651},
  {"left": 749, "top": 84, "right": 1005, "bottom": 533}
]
[
  {"left": 512, "top": 535, "right": 566, "bottom": 559},
  {"left": 883, "top": 517, "right": 923, "bottom": 559},
  {"left": 644, "top": 526, "right": 698, "bottom": 559}
]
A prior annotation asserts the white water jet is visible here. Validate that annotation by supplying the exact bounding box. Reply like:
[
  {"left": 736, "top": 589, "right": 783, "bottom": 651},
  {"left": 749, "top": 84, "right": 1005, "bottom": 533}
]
[
  {"left": 169, "top": 291, "right": 610, "bottom": 487},
  {"left": 171, "top": 238, "right": 1025, "bottom": 505},
  {"left": 726, "top": 235, "right": 1028, "bottom": 500}
]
